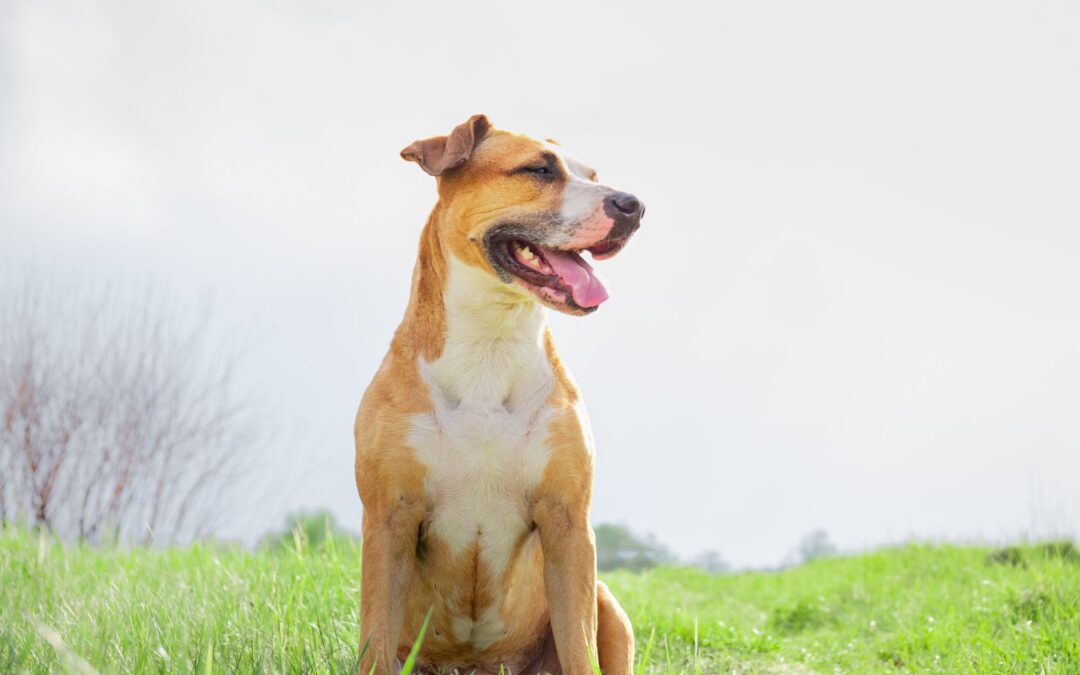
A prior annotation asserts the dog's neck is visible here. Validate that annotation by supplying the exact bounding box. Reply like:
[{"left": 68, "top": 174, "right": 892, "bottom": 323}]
[{"left": 402, "top": 210, "right": 552, "bottom": 410}]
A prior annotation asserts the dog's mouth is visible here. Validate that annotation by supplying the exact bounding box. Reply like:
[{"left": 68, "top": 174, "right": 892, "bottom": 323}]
[{"left": 486, "top": 230, "right": 633, "bottom": 314}]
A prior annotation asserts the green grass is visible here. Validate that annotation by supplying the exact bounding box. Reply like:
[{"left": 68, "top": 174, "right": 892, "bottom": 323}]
[{"left": 1, "top": 528, "right": 1078, "bottom": 674}]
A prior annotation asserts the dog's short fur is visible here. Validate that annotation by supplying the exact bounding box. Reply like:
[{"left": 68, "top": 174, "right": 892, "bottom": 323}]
[{"left": 354, "top": 115, "right": 643, "bottom": 675}]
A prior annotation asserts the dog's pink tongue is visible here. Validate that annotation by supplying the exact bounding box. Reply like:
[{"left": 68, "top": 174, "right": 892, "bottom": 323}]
[{"left": 543, "top": 248, "right": 609, "bottom": 308}]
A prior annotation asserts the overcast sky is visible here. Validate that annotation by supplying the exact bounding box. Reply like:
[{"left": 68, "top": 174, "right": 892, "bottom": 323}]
[{"left": 2, "top": 0, "right": 1078, "bottom": 567}]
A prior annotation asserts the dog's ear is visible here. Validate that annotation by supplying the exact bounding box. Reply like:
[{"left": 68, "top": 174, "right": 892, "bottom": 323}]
[{"left": 400, "top": 114, "right": 491, "bottom": 176}]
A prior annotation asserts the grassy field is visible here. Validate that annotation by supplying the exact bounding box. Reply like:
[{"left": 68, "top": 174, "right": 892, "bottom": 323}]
[{"left": 1, "top": 528, "right": 1078, "bottom": 674}]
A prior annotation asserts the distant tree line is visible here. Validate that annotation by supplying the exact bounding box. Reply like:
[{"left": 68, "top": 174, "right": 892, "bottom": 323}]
[
  {"left": 594, "top": 523, "right": 730, "bottom": 574},
  {"left": 257, "top": 511, "right": 838, "bottom": 574},
  {"left": 598, "top": 524, "right": 838, "bottom": 573},
  {"left": 259, "top": 510, "right": 356, "bottom": 551}
]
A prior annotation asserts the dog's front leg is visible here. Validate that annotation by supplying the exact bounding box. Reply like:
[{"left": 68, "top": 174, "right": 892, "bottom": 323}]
[
  {"left": 358, "top": 497, "right": 424, "bottom": 675},
  {"left": 534, "top": 494, "right": 599, "bottom": 675}
]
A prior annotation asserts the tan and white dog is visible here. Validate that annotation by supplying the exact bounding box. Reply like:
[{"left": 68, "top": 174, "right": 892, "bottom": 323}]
[{"left": 354, "top": 115, "right": 643, "bottom": 675}]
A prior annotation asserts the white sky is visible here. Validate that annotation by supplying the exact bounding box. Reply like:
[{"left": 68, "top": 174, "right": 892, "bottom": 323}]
[{"left": 2, "top": 0, "right": 1078, "bottom": 567}]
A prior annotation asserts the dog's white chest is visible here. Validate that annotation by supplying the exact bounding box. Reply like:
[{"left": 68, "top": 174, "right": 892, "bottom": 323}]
[
  {"left": 408, "top": 258, "right": 559, "bottom": 570},
  {"left": 409, "top": 400, "right": 555, "bottom": 565}
]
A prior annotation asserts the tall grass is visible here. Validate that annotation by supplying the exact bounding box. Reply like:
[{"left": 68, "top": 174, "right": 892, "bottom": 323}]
[{"left": 2, "top": 527, "right": 1077, "bottom": 673}]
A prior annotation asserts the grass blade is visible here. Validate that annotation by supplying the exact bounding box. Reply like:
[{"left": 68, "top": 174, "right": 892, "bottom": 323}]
[
  {"left": 635, "top": 626, "right": 656, "bottom": 675},
  {"left": 400, "top": 607, "right": 434, "bottom": 675},
  {"left": 202, "top": 639, "right": 213, "bottom": 675}
]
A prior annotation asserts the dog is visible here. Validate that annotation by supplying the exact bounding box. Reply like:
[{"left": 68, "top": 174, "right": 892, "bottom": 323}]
[{"left": 354, "top": 114, "right": 643, "bottom": 675}]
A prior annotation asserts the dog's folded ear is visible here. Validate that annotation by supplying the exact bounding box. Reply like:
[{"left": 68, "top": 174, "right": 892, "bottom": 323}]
[{"left": 401, "top": 114, "right": 491, "bottom": 176}]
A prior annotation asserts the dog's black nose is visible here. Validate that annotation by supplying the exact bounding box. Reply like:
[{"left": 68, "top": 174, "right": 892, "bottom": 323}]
[
  {"left": 609, "top": 192, "right": 643, "bottom": 217},
  {"left": 602, "top": 191, "right": 644, "bottom": 242}
]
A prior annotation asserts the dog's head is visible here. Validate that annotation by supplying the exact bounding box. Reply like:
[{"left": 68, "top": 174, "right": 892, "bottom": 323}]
[{"left": 402, "top": 114, "right": 643, "bottom": 316}]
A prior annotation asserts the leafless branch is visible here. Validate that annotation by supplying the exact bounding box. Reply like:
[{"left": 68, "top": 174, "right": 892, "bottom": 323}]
[{"left": 0, "top": 271, "right": 258, "bottom": 544}]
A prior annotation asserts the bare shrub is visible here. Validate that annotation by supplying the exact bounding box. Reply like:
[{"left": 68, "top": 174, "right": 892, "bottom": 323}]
[{"left": 0, "top": 272, "right": 256, "bottom": 543}]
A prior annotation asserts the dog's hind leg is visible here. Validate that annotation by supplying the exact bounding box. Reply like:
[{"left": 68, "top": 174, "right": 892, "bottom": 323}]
[{"left": 596, "top": 580, "right": 634, "bottom": 675}]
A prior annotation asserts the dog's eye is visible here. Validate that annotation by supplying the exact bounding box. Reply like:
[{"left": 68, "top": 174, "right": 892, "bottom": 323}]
[{"left": 513, "top": 154, "right": 559, "bottom": 178}]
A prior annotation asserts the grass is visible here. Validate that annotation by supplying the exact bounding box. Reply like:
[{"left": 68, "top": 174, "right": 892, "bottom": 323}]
[{"left": 1, "top": 528, "right": 1078, "bottom": 673}]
